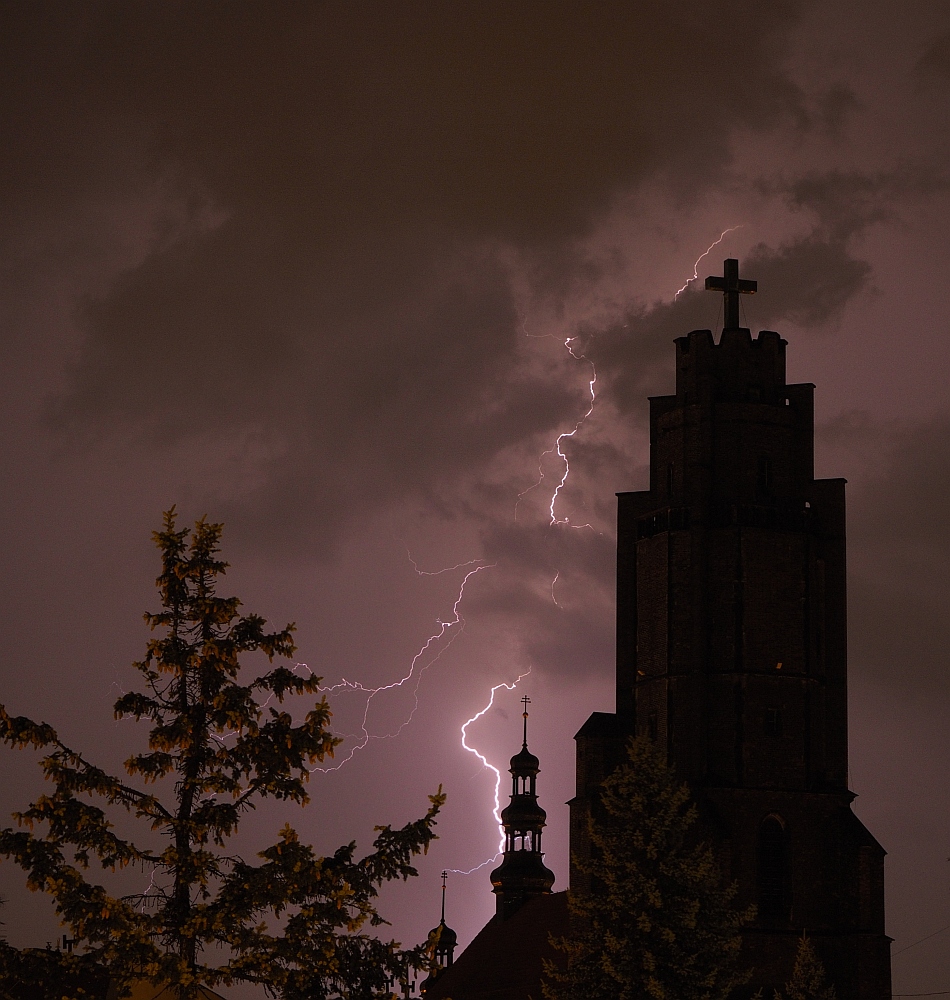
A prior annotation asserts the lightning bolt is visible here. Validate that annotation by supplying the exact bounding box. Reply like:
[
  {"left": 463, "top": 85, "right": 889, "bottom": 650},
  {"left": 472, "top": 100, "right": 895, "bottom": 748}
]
[
  {"left": 447, "top": 669, "right": 531, "bottom": 875},
  {"left": 517, "top": 336, "right": 598, "bottom": 529},
  {"left": 674, "top": 226, "right": 742, "bottom": 299},
  {"left": 404, "top": 552, "right": 487, "bottom": 577},
  {"left": 547, "top": 338, "right": 597, "bottom": 526}
]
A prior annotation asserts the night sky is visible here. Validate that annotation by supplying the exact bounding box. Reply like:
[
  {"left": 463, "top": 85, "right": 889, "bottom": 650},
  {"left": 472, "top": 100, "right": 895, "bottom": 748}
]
[{"left": 2, "top": 4, "right": 950, "bottom": 996}]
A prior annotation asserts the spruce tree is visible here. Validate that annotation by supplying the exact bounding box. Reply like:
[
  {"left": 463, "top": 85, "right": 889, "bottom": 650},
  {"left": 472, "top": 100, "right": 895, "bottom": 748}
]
[
  {"left": 543, "top": 736, "right": 753, "bottom": 1000},
  {"left": 774, "top": 936, "right": 836, "bottom": 1000},
  {"left": 0, "top": 510, "right": 443, "bottom": 999}
]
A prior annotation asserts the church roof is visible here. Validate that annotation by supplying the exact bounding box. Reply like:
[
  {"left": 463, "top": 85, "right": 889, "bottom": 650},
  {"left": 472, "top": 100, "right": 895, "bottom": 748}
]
[
  {"left": 423, "top": 891, "right": 568, "bottom": 1000},
  {"left": 429, "top": 917, "right": 458, "bottom": 949},
  {"left": 508, "top": 744, "right": 539, "bottom": 774},
  {"left": 573, "top": 709, "right": 630, "bottom": 740}
]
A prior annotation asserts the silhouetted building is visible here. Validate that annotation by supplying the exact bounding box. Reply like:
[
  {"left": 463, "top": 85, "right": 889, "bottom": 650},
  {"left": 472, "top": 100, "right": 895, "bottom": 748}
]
[
  {"left": 572, "top": 259, "right": 891, "bottom": 999},
  {"left": 425, "top": 701, "right": 565, "bottom": 1000},
  {"left": 419, "top": 872, "right": 458, "bottom": 997},
  {"left": 430, "top": 260, "right": 891, "bottom": 1000}
]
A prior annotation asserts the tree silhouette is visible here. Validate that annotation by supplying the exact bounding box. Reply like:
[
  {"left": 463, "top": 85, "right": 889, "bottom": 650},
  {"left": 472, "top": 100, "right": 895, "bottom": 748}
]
[
  {"left": 774, "top": 936, "right": 836, "bottom": 1000},
  {"left": 544, "top": 736, "right": 753, "bottom": 1000},
  {"left": 0, "top": 510, "right": 442, "bottom": 999}
]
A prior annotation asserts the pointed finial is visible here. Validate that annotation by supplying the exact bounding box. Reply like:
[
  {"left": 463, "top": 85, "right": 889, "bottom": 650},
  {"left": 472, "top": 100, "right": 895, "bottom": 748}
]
[
  {"left": 441, "top": 870, "right": 448, "bottom": 923},
  {"left": 521, "top": 695, "right": 531, "bottom": 747}
]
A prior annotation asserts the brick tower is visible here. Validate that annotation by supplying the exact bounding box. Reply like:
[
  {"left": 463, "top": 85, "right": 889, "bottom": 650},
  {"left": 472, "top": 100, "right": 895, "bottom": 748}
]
[{"left": 570, "top": 260, "right": 891, "bottom": 999}]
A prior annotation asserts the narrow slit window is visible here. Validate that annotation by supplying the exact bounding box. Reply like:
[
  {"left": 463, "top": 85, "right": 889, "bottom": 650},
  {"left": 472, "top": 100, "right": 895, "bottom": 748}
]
[{"left": 765, "top": 708, "right": 783, "bottom": 738}]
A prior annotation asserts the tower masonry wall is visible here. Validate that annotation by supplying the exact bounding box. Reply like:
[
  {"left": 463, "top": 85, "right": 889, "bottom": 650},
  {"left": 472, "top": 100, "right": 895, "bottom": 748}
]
[{"left": 572, "top": 322, "right": 889, "bottom": 1000}]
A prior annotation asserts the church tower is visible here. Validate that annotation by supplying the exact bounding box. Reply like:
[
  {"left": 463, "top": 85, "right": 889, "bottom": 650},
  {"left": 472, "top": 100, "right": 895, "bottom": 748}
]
[
  {"left": 571, "top": 260, "right": 891, "bottom": 1000},
  {"left": 424, "top": 703, "right": 567, "bottom": 1000},
  {"left": 490, "top": 697, "right": 555, "bottom": 921}
]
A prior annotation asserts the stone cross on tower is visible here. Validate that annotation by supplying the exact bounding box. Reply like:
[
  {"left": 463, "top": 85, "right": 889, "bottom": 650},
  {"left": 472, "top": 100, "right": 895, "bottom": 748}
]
[{"left": 704, "top": 257, "right": 757, "bottom": 330}]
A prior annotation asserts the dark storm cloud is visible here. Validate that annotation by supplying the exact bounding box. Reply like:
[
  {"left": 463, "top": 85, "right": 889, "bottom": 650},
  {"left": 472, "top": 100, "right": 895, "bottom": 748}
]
[
  {"left": 915, "top": 30, "right": 950, "bottom": 84},
  {"left": 815, "top": 83, "right": 861, "bottom": 138},
  {"left": 472, "top": 521, "right": 616, "bottom": 678},
  {"left": 0, "top": 2, "right": 816, "bottom": 550},
  {"left": 1, "top": 3, "right": 807, "bottom": 241},
  {"left": 742, "top": 235, "right": 872, "bottom": 329},
  {"left": 842, "top": 413, "right": 950, "bottom": 698},
  {"left": 783, "top": 171, "right": 894, "bottom": 240}
]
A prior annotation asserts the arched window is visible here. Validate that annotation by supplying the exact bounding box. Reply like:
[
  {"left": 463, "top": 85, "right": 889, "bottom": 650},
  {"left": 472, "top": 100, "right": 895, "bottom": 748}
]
[
  {"left": 757, "top": 455, "right": 773, "bottom": 493},
  {"left": 757, "top": 816, "right": 791, "bottom": 922}
]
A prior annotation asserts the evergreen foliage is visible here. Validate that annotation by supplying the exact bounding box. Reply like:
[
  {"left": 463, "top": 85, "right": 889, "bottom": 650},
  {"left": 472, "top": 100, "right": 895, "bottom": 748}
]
[
  {"left": 543, "top": 736, "right": 753, "bottom": 1000},
  {"left": 0, "top": 940, "right": 110, "bottom": 1000},
  {"left": 774, "top": 936, "right": 836, "bottom": 1000},
  {"left": 0, "top": 511, "right": 443, "bottom": 999}
]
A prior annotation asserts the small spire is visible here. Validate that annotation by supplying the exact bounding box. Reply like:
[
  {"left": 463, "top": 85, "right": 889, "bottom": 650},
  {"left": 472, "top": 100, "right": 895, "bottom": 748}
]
[
  {"left": 440, "top": 870, "right": 448, "bottom": 923},
  {"left": 521, "top": 695, "right": 531, "bottom": 747}
]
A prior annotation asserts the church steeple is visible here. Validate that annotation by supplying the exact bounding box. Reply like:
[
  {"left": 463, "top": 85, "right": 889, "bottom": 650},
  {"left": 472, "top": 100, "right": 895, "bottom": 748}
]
[
  {"left": 490, "top": 698, "right": 555, "bottom": 921},
  {"left": 419, "top": 871, "right": 457, "bottom": 997}
]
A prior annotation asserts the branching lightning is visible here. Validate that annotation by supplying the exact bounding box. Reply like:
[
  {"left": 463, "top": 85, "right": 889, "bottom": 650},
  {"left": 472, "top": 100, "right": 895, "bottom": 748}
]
[
  {"left": 404, "top": 548, "right": 487, "bottom": 577},
  {"left": 674, "top": 226, "right": 742, "bottom": 299},
  {"left": 309, "top": 562, "right": 494, "bottom": 772}
]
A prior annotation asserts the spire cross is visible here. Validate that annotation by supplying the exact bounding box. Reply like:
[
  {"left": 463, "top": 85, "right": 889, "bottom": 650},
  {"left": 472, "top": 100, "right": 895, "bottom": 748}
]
[
  {"left": 704, "top": 258, "right": 757, "bottom": 330},
  {"left": 521, "top": 696, "right": 531, "bottom": 747},
  {"left": 440, "top": 870, "right": 448, "bottom": 923}
]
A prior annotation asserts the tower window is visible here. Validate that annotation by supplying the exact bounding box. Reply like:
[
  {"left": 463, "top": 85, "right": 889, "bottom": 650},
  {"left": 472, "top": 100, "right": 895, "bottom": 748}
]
[
  {"left": 647, "top": 710, "right": 658, "bottom": 742},
  {"left": 757, "top": 816, "right": 791, "bottom": 923},
  {"left": 757, "top": 455, "right": 773, "bottom": 492},
  {"left": 765, "top": 708, "right": 783, "bottom": 738},
  {"left": 666, "top": 463, "right": 674, "bottom": 497}
]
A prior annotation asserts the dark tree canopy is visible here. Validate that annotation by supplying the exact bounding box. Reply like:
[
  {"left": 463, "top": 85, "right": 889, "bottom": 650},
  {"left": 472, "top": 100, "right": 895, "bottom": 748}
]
[
  {"left": 544, "top": 736, "right": 753, "bottom": 1000},
  {"left": 0, "top": 511, "right": 443, "bottom": 999}
]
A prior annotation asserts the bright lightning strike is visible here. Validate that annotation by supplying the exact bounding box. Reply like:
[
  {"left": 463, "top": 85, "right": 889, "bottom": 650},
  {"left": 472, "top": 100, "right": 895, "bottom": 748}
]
[
  {"left": 457, "top": 669, "right": 532, "bottom": 866},
  {"left": 674, "top": 226, "right": 742, "bottom": 299}
]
